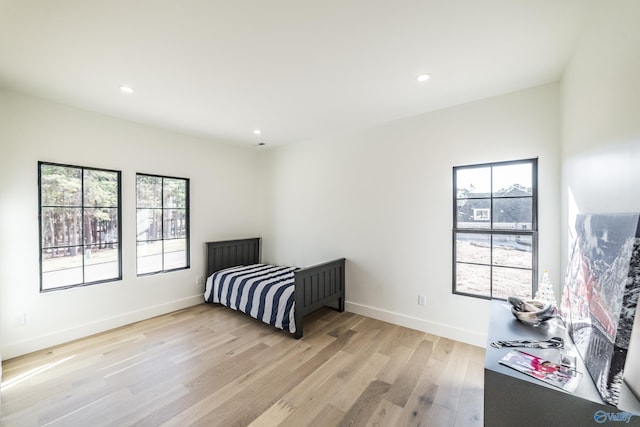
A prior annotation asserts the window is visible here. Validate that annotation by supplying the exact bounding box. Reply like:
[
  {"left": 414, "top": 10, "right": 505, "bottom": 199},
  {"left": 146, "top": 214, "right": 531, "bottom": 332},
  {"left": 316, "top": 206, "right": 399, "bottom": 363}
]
[
  {"left": 136, "top": 174, "right": 189, "bottom": 275},
  {"left": 39, "top": 162, "right": 122, "bottom": 291},
  {"left": 453, "top": 158, "right": 537, "bottom": 299}
]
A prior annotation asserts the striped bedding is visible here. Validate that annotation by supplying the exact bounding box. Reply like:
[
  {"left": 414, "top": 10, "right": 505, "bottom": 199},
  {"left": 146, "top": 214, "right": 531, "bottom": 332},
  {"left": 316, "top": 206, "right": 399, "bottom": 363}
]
[{"left": 204, "top": 264, "right": 299, "bottom": 333}]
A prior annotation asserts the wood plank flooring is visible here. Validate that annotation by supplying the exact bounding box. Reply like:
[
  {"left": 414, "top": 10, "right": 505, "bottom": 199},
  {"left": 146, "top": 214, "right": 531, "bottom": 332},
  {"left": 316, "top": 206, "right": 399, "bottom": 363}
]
[{"left": 0, "top": 304, "right": 485, "bottom": 427}]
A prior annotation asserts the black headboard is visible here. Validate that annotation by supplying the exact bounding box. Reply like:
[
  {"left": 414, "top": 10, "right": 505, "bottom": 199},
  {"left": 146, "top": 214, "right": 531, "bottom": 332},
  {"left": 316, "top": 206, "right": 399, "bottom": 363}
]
[{"left": 205, "top": 238, "right": 261, "bottom": 278}]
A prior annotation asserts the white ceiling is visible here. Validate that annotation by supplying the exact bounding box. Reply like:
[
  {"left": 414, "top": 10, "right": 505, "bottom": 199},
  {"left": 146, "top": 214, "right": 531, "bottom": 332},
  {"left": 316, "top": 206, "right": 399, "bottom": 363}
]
[{"left": 0, "top": 0, "right": 598, "bottom": 147}]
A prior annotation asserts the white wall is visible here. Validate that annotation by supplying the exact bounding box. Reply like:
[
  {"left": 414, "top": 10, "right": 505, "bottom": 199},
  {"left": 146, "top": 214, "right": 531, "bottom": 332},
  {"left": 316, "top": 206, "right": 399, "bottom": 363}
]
[
  {"left": 260, "top": 84, "right": 561, "bottom": 347},
  {"left": 561, "top": 0, "right": 640, "bottom": 245},
  {"left": 560, "top": 0, "right": 640, "bottom": 398},
  {"left": 0, "top": 89, "right": 261, "bottom": 359}
]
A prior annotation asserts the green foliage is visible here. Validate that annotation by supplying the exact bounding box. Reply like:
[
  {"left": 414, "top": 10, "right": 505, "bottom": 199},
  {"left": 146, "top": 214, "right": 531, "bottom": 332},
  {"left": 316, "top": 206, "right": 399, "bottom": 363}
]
[
  {"left": 40, "top": 164, "right": 120, "bottom": 254},
  {"left": 137, "top": 175, "right": 162, "bottom": 208},
  {"left": 136, "top": 174, "right": 188, "bottom": 243}
]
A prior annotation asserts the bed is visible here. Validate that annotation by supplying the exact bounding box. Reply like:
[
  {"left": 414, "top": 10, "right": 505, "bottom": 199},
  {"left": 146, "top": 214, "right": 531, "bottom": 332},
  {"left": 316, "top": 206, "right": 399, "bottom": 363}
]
[{"left": 204, "top": 238, "right": 345, "bottom": 339}]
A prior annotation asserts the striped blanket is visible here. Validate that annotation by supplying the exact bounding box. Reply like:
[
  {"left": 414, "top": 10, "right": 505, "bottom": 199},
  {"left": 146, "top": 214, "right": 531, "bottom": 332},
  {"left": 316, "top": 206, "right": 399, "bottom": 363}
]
[{"left": 204, "top": 264, "right": 298, "bottom": 333}]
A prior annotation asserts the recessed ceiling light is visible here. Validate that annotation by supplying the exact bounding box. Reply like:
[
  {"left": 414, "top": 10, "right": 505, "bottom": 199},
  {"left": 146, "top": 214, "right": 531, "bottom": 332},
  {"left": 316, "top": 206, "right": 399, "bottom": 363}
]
[
  {"left": 253, "top": 129, "right": 262, "bottom": 135},
  {"left": 119, "top": 86, "right": 134, "bottom": 94},
  {"left": 416, "top": 73, "right": 430, "bottom": 82}
]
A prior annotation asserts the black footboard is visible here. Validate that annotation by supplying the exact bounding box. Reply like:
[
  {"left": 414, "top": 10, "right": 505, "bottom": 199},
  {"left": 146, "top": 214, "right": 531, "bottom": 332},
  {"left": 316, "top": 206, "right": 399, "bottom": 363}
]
[{"left": 293, "top": 258, "right": 346, "bottom": 339}]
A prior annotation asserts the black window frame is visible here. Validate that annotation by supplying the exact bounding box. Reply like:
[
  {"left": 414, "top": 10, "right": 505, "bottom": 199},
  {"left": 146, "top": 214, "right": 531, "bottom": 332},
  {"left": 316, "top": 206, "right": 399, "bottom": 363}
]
[
  {"left": 452, "top": 158, "right": 538, "bottom": 300},
  {"left": 136, "top": 173, "right": 190, "bottom": 276},
  {"left": 38, "top": 161, "right": 123, "bottom": 292}
]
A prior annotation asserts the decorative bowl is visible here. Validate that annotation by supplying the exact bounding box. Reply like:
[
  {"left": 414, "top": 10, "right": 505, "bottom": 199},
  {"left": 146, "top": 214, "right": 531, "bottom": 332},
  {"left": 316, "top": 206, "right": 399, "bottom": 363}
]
[{"left": 508, "top": 298, "right": 555, "bottom": 326}]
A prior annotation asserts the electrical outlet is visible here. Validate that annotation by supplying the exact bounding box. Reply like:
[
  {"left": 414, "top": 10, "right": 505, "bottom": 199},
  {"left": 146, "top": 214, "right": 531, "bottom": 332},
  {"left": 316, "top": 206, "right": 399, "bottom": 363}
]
[
  {"left": 418, "top": 294, "right": 427, "bottom": 306},
  {"left": 196, "top": 275, "right": 204, "bottom": 286}
]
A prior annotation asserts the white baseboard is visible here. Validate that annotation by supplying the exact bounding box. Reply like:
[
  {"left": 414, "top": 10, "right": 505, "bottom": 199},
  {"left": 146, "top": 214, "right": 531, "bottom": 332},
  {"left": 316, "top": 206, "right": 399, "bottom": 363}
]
[
  {"left": 3, "top": 297, "right": 486, "bottom": 360},
  {"left": 2, "top": 295, "right": 204, "bottom": 360},
  {"left": 346, "top": 301, "right": 487, "bottom": 348}
]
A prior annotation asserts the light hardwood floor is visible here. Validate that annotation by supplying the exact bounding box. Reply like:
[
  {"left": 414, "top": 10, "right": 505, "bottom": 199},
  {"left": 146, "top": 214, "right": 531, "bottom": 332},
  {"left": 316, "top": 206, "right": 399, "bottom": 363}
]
[{"left": 1, "top": 304, "right": 485, "bottom": 427}]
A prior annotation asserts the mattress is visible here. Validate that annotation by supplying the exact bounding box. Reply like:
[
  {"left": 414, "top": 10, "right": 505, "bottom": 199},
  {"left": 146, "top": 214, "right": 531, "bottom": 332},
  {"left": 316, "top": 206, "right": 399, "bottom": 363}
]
[{"left": 204, "top": 264, "right": 298, "bottom": 333}]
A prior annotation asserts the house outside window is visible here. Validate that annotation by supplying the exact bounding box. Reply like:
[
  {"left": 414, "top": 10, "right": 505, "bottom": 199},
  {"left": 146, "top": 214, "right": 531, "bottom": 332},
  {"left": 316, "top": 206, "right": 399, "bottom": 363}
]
[
  {"left": 136, "top": 174, "right": 190, "bottom": 275},
  {"left": 39, "top": 162, "right": 122, "bottom": 291},
  {"left": 453, "top": 158, "right": 538, "bottom": 299}
]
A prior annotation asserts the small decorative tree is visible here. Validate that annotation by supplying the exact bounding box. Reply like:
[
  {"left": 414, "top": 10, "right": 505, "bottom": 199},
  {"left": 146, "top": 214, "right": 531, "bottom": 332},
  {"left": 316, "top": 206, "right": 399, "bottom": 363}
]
[{"left": 535, "top": 270, "right": 557, "bottom": 307}]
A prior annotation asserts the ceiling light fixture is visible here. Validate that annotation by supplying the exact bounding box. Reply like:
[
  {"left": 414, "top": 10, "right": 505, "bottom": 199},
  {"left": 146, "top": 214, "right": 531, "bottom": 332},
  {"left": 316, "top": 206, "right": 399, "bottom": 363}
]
[
  {"left": 253, "top": 129, "right": 262, "bottom": 135},
  {"left": 119, "top": 86, "right": 134, "bottom": 94},
  {"left": 416, "top": 73, "right": 430, "bottom": 82}
]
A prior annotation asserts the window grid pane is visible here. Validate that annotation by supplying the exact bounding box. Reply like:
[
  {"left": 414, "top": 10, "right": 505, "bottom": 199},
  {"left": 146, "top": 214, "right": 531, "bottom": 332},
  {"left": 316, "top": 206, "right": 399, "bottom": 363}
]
[
  {"left": 136, "top": 174, "right": 189, "bottom": 275},
  {"left": 39, "top": 162, "right": 121, "bottom": 291},
  {"left": 493, "top": 198, "right": 532, "bottom": 230},
  {"left": 137, "top": 175, "right": 163, "bottom": 208},
  {"left": 163, "top": 209, "right": 188, "bottom": 239},
  {"left": 40, "top": 164, "right": 82, "bottom": 207},
  {"left": 492, "top": 266, "right": 533, "bottom": 300},
  {"left": 456, "top": 233, "right": 491, "bottom": 265},
  {"left": 164, "top": 238, "right": 187, "bottom": 270},
  {"left": 137, "top": 208, "right": 163, "bottom": 241},
  {"left": 137, "top": 241, "right": 164, "bottom": 275},
  {"left": 455, "top": 263, "right": 491, "bottom": 298},
  {"left": 453, "top": 159, "right": 537, "bottom": 300},
  {"left": 457, "top": 199, "right": 491, "bottom": 229},
  {"left": 492, "top": 235, "right": 532, "bottom": 269}
]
